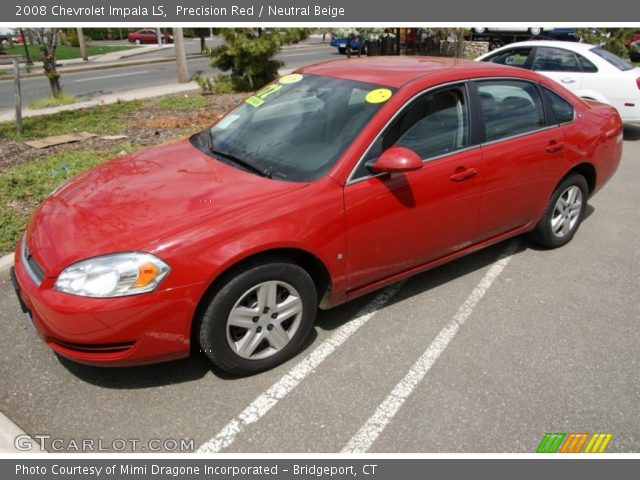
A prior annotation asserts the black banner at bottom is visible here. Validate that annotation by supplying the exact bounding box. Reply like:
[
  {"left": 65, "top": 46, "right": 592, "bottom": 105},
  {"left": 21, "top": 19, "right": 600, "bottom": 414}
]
[{"left": 3, "top": 459, "right": 639, "bottom": 480}]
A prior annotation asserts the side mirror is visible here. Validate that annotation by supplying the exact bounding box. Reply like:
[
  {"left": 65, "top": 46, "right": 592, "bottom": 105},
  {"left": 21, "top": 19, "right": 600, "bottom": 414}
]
[{"left": 368, "top": 146, "right": 423, "bottom": 174}]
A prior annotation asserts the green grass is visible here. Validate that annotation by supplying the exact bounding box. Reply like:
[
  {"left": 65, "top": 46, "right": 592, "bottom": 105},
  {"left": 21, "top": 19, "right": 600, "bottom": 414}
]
[
  {"left": 0, "top": 145, "right": 137, "bottom": 252},
  {"left": 154, "top": 94, "right": 210, "bottom": 112},
  {"left": 2, "top": 44, "right": 138, "bottom": 61},
  {"left": 0, "top": 100, "right": 141, "bottom": 141},
  {"left": 28, "top": 94, "right": 77, "bottom": 110}
]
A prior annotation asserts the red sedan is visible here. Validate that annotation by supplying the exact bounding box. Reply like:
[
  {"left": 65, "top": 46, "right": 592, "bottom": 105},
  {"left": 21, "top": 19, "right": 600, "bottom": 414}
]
[
  {"left": 11, "top": 58, "right": 622, "bottom": 375},
  {"left": 127, "top": 29, "right": 173, "bottom": 44}
]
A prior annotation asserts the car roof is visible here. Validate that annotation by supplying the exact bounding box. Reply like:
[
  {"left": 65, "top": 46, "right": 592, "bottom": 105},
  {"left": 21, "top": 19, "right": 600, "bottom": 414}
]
[
  {"left": 298, "top": 56, "right": 530, "bottom": 88},
  {"left": 488, "top": 40, "right": 598, "bottom": 53}
]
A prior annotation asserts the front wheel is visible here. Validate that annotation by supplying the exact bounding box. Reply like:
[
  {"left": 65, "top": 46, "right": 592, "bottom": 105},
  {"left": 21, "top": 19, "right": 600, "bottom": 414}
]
[
  {"left": 527, "top": 173, "right": 588, "bottom": 249},
  {"left": 529, "top": 27, "right": 543, "bottom": 36},
  {"left": 134, "top": 38, "right": 141, "bottom": 45},
  {"left": 198, "top": 259, "right": 317, "bottom": 376}
]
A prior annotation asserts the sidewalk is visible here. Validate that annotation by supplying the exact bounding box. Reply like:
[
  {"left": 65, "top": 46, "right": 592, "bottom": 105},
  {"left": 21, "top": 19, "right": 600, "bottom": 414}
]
[
  {"left": 0, "top": 411, "right": 44, "bottom": 453},
  {"left": 0, "top": 81, "right": 200, "bottom": 122}
]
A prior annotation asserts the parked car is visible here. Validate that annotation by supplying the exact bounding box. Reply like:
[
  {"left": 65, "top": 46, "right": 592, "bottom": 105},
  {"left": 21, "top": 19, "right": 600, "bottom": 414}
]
[
  {"left": 624, "top": 30, "right": 640, "bottom": 46},
  {"left": 630, "top": 40, "right": 640, "bottom": 63},
  {"left": 477, "top": 40, "right": 640, "bottom": 124},
  {"left": 472, "top": 27, "right": 544, "bottom": 36},
  {"left": 330, "top": 33, "right": 365, "bottom": 54},
  {"left": 0, "top": 28, "right": 19, "bottom": 45},
  {"left": 127, "top": 29, "right": 173, "bottom": 45},
  {"left": 12, "top": 58, "right": 622, "bottom": 375}
]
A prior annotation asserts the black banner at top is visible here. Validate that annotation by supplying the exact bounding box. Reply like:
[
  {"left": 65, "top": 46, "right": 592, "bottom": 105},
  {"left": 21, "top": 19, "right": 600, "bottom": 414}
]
[{"left": 3, "top": 0, "right": 638, "bottom": 23}]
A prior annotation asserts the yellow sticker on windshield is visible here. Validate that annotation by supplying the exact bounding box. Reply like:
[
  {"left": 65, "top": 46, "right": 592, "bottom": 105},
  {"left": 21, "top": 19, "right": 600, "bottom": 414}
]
[
  {"left": 245, "top": 96, "right": 265, "bottom": 108},
  {"left": 365, "top": 88, "right": 393, "bottom": 104},
  {"left": 279, "top": 73, "right": 303, "bottom": 84}
]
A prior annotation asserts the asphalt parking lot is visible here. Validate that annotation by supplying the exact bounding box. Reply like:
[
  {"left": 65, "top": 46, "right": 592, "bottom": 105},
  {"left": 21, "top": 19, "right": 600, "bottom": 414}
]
[{"left": 1, "top": 127, "right": 639, "bottom": 453}]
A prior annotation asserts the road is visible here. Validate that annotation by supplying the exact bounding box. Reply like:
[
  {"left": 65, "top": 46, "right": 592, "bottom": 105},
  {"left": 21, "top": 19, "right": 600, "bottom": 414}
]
[
  {"left": 0, "top": 44, "right": 338, "bottom": 110},
  {"left": 0, "top": 128, "right": 638, "bottom": 453}
]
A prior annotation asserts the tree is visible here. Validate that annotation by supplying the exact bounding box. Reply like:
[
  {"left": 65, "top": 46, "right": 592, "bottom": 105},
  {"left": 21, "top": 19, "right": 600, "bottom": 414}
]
[
  {"left": 577, "top": 28, "right": 635, "bottom": 58},
  {"left": 30, "top": 28, "right": 63, "bottom": 98},
  {"left": 192, "top": 28, "right": 210, "bottom": 52},
  {"left": 206, "top": 28, "right": 311, "bottom": 91}
]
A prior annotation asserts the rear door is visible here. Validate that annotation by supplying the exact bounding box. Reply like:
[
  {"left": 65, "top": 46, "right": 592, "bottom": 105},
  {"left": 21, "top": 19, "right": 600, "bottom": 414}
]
[{"left": 473, "top": 79, "right": 565, "bottom": 240}]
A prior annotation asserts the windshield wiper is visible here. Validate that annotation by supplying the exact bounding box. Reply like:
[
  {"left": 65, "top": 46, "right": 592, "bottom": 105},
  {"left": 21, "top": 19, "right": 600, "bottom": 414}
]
[{"left": 210, "top": 148, "right": 272, "bottom": 178}]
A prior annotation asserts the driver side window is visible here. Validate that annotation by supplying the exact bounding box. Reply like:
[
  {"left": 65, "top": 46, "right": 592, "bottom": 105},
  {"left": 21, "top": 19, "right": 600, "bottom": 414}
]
[{"left": 351, "top": 86, "right": 469, "bottom": 180}]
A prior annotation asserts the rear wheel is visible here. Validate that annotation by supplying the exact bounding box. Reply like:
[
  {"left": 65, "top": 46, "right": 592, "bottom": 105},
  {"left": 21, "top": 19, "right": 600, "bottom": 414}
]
[
  {"left": 198, "top": 259, "right": 317, "bottom": 376},
  {"left": 527, "top": 173, "right": 588, "bottom": 249},
  {"left": 529, "top": 27, "right": 543, "bottom": 36}
]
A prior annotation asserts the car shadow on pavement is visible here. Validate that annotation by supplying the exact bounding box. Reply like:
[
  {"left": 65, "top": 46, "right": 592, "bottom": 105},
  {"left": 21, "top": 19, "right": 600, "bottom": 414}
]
[
  {"left": 316, "top": 238, "right": 530, "bottom": 333},
  {"left": 623, "top": 125, "right": 640, "bottom": 141},
  {"left": 56, "top": 353, "right": 220, "bottom": 387}
]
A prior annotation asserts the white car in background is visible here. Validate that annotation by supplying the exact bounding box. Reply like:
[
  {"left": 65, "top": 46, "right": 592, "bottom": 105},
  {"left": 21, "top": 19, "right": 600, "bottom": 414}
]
[{"left": 476, "top": 40, "right": 640, "bottom": 125}]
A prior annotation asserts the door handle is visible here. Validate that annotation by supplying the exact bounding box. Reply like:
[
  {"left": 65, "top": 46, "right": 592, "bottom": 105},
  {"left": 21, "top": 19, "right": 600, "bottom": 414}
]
[
  {"left": 546, "top": 140, "right": 565, "bottom": 153},
  {"left": 450, "top": 167, "right": 478, "bottom": 182},
  {"left": 560, "top": 78, "right": 576, "bottom": 84}
]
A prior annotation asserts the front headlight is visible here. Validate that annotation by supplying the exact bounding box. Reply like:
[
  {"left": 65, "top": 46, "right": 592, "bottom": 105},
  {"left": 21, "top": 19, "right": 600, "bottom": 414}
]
[{"left": 54, "top": 252, "right": 170, "bottom": 298}]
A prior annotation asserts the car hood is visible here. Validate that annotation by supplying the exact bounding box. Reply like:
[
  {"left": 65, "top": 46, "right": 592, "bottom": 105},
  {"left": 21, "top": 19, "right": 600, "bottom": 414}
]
[{"left": 26, "top": 138, "right": 308, "bottom": 276}]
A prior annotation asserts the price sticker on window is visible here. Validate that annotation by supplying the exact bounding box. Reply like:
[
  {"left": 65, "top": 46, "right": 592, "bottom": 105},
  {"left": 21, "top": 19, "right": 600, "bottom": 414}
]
[{"left": 365, "top": 88, "right": 393, "bottom": 104}]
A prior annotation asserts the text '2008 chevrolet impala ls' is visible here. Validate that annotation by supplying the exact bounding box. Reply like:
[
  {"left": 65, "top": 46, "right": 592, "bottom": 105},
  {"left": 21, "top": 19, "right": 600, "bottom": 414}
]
[{"left": 11, "top": 57, "right": 622, "bottom": 375}]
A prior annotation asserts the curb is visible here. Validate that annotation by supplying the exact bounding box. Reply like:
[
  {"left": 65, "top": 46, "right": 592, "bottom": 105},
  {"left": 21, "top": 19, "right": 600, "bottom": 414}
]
[
  {"left": 0, "top": 411, "right": 44, "bottom": 453},
  {"left": 0, "top": 253, "right": 13, "bottom": 279}
]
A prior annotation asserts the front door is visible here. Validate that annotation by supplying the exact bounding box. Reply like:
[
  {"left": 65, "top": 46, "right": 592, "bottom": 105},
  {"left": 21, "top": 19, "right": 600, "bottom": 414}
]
[{"left": 344, "top": 85, "right": 483, "bottom": 290}]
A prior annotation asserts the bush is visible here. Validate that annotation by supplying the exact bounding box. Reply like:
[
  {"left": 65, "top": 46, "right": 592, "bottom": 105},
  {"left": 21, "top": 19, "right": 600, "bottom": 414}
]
[
  {"left": 205, "top": 28, "right": 312, "bottom": 92},
  {"left": 194, "top": 74, "right": 248, "bottom": 94}
]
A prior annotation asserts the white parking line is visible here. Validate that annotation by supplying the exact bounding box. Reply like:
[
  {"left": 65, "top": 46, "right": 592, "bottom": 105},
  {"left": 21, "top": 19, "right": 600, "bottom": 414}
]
[
  {"left": 197, "top": 281, "right": 404, "bottom": 453},
  {"left": 74, "top": 71, "right": 150, "bottom": 83},
  {"left": 342, "top": 240, "right": 520, "bottom": 453}
]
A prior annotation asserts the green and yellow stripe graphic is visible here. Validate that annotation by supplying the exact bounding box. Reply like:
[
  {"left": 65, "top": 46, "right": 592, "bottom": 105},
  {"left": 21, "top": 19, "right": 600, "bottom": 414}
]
[{"left": 537, "top": 432, "right": 612, "bottom": 453}]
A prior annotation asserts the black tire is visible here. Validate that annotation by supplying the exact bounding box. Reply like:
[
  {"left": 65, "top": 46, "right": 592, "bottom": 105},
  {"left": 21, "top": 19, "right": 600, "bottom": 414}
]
[
  {"left": 338, "top": 47, "right": 347, "bottom": 54},
  {"left": 198, "top": 259, "right": 317, "bottom": 376},
  {"left": 527, "top": 173, "right": 588, "bottom": 249}
]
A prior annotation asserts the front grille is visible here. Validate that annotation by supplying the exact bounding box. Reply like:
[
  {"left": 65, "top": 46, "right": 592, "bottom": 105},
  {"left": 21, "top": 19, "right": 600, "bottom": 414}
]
[
  {"left": 49, "top": 339, "right": 136, "bottom": 354},
  {"left": 21, "top": 235, "right": 44, "bottom": 286}
]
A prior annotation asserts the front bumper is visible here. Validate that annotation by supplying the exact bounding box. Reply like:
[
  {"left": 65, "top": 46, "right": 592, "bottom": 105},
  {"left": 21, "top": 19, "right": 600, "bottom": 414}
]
[{"left": 12, "top": 241, "right": 204, "bottom": 366}]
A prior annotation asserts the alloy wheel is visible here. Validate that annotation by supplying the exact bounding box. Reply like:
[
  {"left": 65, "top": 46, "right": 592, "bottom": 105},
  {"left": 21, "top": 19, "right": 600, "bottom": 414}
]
[
  {"left": 551, "top": 185, "right": 583, "bottom": 238},
  {"left": 226, "top": 281, "right": 303, "bottom": 360}
]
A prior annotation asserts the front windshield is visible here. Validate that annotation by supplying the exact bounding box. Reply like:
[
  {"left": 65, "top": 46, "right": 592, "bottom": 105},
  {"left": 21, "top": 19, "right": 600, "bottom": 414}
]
[
  {"left": 591, "top": 47, "right": 634, "bottom": 71},
  {"left": 192, "top": 73, "right": 396, "bottom": 182}
]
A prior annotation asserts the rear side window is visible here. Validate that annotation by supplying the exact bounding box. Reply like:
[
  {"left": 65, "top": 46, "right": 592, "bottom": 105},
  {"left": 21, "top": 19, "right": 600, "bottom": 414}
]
[
  {"left": 484, "top": 48, "right": 532, "bottom": 68},
  {"left": 532, "top": 47, "right": 581, "bottom": 72},
  {"left": 591, "top": 47, "right": 633, "bottom": 71},
  {"left": 476, "top": 80, "right": 545, "bottom": 142},
  {"left": 543, "top": 87, "right": 575, "bottom": 124}
]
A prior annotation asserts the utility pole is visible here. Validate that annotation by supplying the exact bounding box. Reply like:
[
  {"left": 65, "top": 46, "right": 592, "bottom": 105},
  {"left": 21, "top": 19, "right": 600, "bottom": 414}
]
[
  {"left": 19, "top": 28, "right": 33, "bottom": 66},
  {"left": 13, "top": 58, "right": 22, "bottom": 134},
  {"left": 76, "top": 28, "right": 88, "bottom": 61},
  {"left": 173, "top": 28, "right": 189, "bottom": 83},
  {"left": 156, "top": 27, "right": 162, "bottom": 47}
]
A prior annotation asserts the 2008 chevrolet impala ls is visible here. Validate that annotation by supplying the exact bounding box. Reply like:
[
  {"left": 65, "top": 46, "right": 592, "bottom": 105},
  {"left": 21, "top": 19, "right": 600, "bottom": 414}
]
[{"left": 11, "top": 57, "right": 622, "bottom": 375}]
